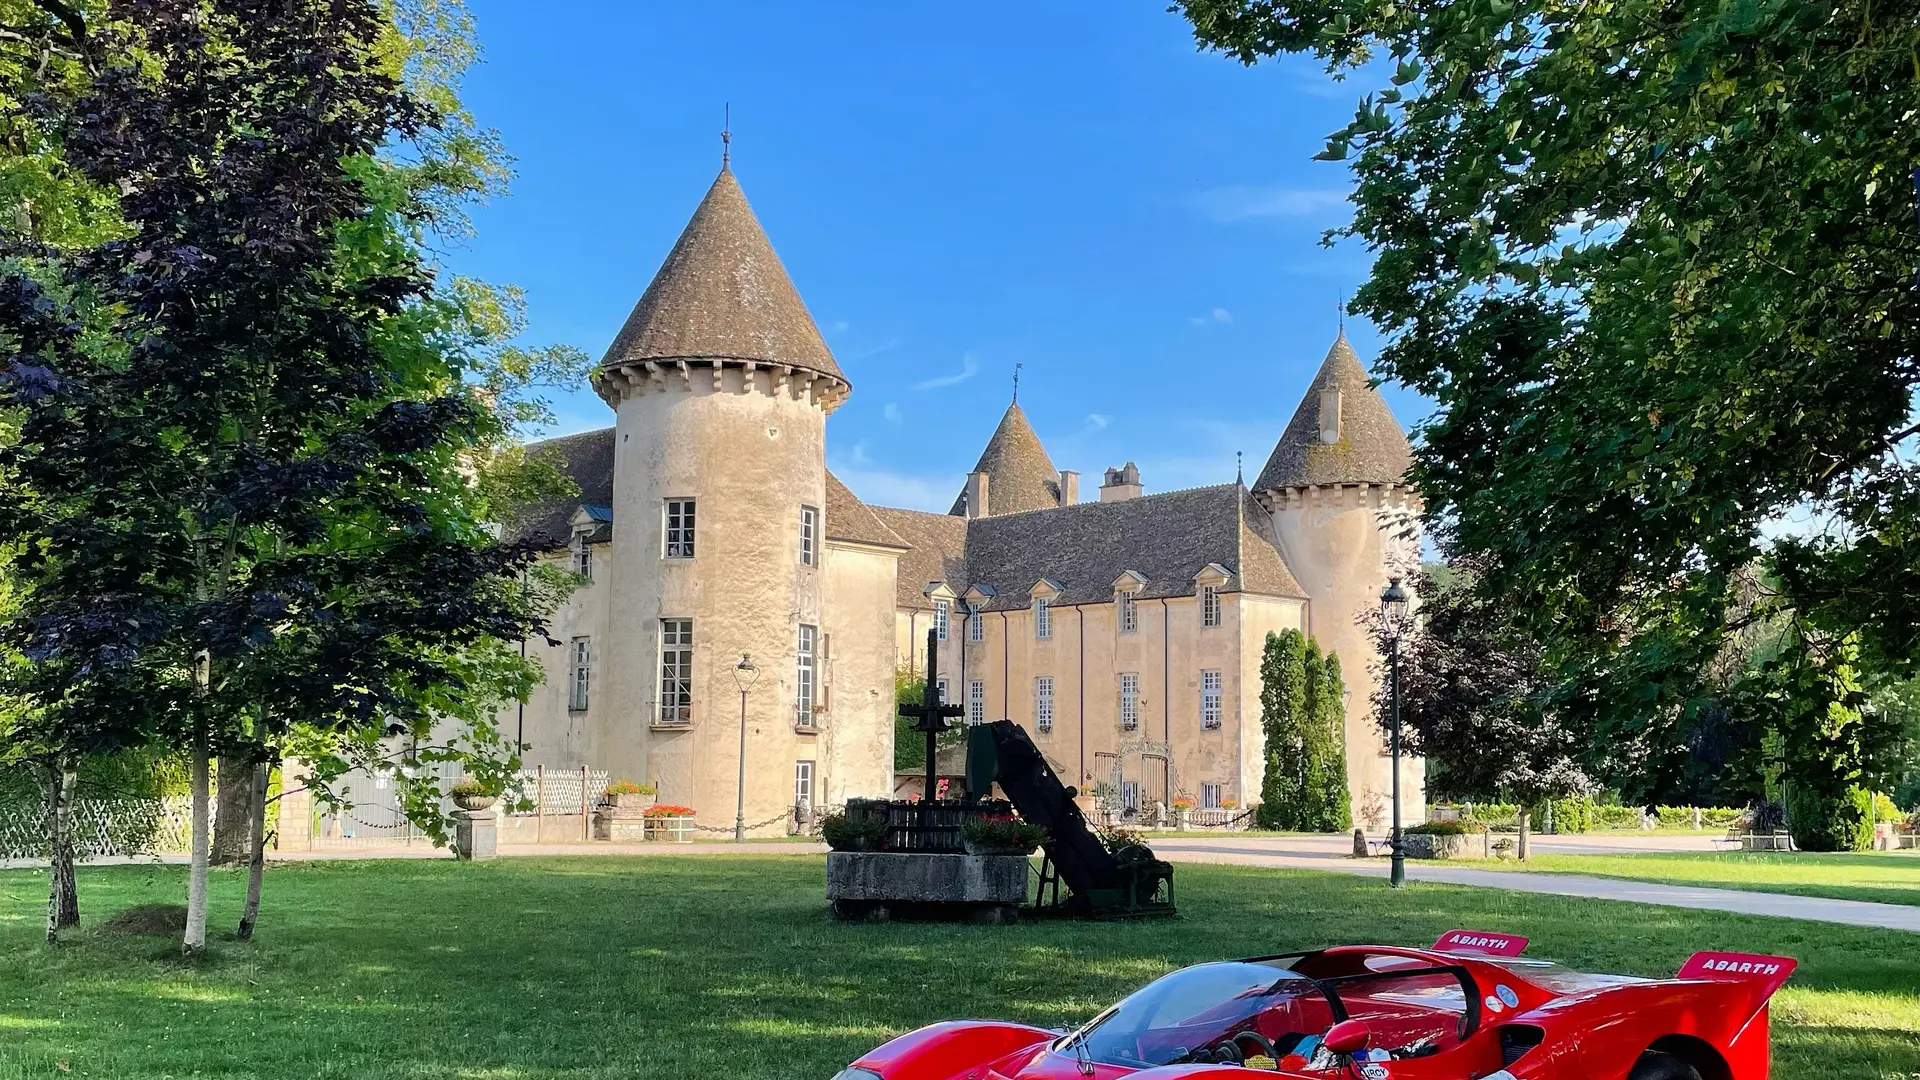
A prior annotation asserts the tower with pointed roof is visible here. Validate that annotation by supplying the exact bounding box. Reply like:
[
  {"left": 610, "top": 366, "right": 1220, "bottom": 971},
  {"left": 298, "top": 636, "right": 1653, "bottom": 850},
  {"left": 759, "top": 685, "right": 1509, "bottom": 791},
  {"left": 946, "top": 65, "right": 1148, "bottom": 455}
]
[
  {"left": 590, "top": 163, "right": 888, "bottom": 831},
  {"left": 1253, "top": 331, "right": 1425, "bottom": 825}
]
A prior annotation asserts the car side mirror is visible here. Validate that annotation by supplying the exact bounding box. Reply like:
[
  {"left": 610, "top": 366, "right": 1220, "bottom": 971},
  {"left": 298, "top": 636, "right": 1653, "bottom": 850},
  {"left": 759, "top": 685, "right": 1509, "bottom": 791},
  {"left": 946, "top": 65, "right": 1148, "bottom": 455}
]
[{"left": 1323, "top": 1020, "right": 1371, "bottom": 1056}]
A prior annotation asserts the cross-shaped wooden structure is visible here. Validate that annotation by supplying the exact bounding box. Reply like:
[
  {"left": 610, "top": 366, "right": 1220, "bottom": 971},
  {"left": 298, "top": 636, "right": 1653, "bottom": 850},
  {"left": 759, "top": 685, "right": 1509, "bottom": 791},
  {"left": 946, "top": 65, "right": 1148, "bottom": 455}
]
[{"left": 897, "top": 627, "right": 965, "bottom": 802}]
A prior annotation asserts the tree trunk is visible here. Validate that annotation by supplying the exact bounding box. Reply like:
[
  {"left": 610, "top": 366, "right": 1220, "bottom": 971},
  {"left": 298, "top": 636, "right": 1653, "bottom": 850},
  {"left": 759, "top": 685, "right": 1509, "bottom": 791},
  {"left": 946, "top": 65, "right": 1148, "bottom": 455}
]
[
  {"left": 1517, "top": 806, "right": 1532, "bottom": 861},
  {"left": 45, "top": 762, "right": 78, "bottom": 944},
  {"left": 237, "top": 762, "right": 269, "bottom": 941},
  {"left": 183, "top": 738, "right": 211, "bottom": 957},
  {"left": 211, "top": 754, "right": 254, "bottom": 867}
]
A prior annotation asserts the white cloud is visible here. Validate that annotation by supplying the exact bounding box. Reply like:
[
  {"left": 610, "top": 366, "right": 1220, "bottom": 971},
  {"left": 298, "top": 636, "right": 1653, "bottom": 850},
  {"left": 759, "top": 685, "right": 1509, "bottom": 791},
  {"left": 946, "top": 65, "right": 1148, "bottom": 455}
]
[
  {"left": 830, "top": 320, "right": 850, "bottom": 333},
  {"left": 1194, "top": 186, "right": 1349, "bottom": 223},
  {"left": 849, "top": 337, "right": 901, "bottom": 360},
  {"left": 882, "top": 402, "right": 902, "bottom": 426},
  {"left": 1085, "top": 413, "right": 1110, "bottom": 431},
  {"left": 913, "top": 353, "right": 980, "bottom": 391},
  {"left": 1189, "top": 308, "right": 1234, "bottom": 326}
]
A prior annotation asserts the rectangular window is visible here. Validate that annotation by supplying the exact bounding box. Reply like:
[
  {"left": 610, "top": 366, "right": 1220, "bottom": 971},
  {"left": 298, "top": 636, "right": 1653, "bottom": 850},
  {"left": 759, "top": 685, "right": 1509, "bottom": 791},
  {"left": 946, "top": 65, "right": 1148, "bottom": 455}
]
[
  {"left": 1201, "top": 584, "right": 1221, "bottom": 628},
  {"left": 664, "top": 499, "right": 696, "bottom": 559},
  {"left": 934, "top": 599, "right": 950, "bottom": 642},
  {"left": 968, "top": 679, "right": 985, "bottom": 726},
  {"left": 573, "top": 543, "right": 594, "bottom": 581},
  {"left": 1201, "top": 782, "right": 1222, "bottom": 810},
  {"left": 1118, "top": 591, "right": 1137, "bottom": 634},
  {"left": 795, "top": 624, "right": 817, "bottom": 728},
  {"left": 794, "top": 760, "right": 814, "bottom": 810},
  {"left": 1201, "top": 669, "right": 1223, "bottom": 730},
  {"left": 568, "top": 636, "right": 591, "bottom": 711},
  {"left": 658, "top": 619, "right": 694, "bottom": 724},
  {"left": 969, "top": 611, "right": 984, "bottom": 643},
  {"left": 935, "top": 678, "right": 948, "bottom": 704},
  {"left": 799, "top": 505, "right": 818, "bottom": 566},
  {"left": 1034, "top": 676, "right": 1054, "bottom": 733},
  {"left": 1119, "top": 672, "right": 1140, "bottom": 731},
  {"left": 1122, "top": 780, "right": 1140, "bottom": 813},
  {"left": 1035, "top": 597, "right": 1051, "bottom": 639}
]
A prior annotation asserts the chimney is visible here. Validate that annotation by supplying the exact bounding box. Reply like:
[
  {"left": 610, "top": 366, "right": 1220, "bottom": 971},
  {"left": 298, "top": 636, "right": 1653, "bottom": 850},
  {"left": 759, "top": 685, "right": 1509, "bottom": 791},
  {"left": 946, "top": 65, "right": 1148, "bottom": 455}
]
[
  {"left": 1100, "top": 462, "right": 1142, "bottom": 502},
  {"left": 1318, "top": 388, "right": 1343, "bottom": 445},
  {"left": 965, "top": 470, "right": 991, "bottom": 519},
  {"left": 1058, "top": 470, "right": 1079, "bottom": 507}
]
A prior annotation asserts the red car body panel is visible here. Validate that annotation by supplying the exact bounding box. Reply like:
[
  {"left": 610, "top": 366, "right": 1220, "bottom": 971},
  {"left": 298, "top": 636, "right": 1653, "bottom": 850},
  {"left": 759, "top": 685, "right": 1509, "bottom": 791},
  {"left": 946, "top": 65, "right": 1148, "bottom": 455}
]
[{"left": 841, "top": 936, "right": 1796, "bottom": 1080}]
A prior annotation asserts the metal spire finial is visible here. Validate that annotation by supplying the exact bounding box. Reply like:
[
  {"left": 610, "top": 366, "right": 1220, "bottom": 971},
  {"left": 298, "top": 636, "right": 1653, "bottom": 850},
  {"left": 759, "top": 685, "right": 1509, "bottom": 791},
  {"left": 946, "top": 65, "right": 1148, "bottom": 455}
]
[
  {"left": 1236, "top": 450, "right": 1244, "bottom": 485},
  {"left": 721, "top": 103, "right": 731, "bottom": 169},
  {"left": 1013, "top": 361, "right": 1022, "bottom": 403},
  {"left": 1337, "top": 291, "right": 1345, "bottom": 335}
]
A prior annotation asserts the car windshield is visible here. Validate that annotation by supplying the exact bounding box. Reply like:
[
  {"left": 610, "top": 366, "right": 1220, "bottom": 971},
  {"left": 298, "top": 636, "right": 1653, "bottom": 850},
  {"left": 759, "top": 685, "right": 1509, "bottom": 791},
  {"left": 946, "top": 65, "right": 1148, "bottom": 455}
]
[{"left": 1060, "top": 962, "right": 1331, "bottom": 1069}]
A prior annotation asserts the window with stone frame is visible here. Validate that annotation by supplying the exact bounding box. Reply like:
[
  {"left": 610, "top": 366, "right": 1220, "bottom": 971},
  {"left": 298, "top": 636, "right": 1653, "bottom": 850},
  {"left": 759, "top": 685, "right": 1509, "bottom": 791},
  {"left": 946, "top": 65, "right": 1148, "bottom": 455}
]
[
  {"left": 657, "top": 619, "right": 694, "bottom": 724},
  {"left": 664, "top": 499, "right": 696, "bottom": 559},
  {"left": 935, "top": 677, "right": 948, "bottom": 704},
  {"left": 968, "top": 679, "right": 986, "bottom": 725},
  {"left": 1034, "top": 675, "right": 1054, "bottom": 734},
  {"left": 795, "top": 624, "right": 817, "bottom": 728},
  {"left": 1201, "top": 584, "right": 1221, "bottom": 628},
  {"left": 794, "top": 760, "right": 814, "bottom": 811},
  {"left": 568, "top": 636, "right": 591, "bottom": 711},
  {"left": 1118, "top": 590, "right": 1137, "bottom": 634},
  {"left": 1119, "top": 672, "right": 1140, "bottom": 731},
  {"left": 798, "top": 504, "right": 818, "bottom": 566},
  {"left": 572, "top": 541, "right": 594, "bottom": 582},
  {"left": 1201, "top": 782, "right": 1223, "bottom": 810},
  {"left": 934, "top": 599, "right": 950, "bottom": 642},
  {"left": 1201, "top": 669, "right": 1223, "bottom": 730},
  {"left": 1034, "top": 597, "right": 1052, "bottom": 639},
  {"left": 969, "top": 609, "right": 984, "bottom": 642}
]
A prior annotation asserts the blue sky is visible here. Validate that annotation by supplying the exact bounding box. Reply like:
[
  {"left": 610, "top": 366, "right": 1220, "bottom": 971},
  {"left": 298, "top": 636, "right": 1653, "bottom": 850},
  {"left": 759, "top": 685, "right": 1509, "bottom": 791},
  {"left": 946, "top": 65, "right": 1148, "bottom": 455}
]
[{"left": 447, "top": 0, "right": 1425, "bottom": 512}]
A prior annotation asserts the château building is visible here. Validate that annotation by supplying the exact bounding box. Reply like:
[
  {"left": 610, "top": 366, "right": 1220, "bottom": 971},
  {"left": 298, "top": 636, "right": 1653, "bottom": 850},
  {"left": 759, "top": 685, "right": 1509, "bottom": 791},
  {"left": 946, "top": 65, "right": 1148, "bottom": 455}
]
[{"left": 503, "top": 163, "right": 1424, "bottom": 834}]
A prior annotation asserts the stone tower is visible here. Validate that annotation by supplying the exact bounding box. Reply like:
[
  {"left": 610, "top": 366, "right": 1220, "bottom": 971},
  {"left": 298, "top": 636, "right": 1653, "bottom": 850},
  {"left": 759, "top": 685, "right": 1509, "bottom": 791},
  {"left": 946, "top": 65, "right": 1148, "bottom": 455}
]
[
  {"left": 1251, "top": 332, "right": 1424, "bottom": 826},
  {"left": 594, "top": 165, "right": 850, "bottom": 833}
]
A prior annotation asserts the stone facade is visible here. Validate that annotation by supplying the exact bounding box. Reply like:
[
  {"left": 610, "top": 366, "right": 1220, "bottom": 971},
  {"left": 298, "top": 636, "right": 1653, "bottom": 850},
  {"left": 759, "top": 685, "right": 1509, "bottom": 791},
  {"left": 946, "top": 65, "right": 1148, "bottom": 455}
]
[{"left": 501, "top": 163, "right": 1424, "bottom": 833}]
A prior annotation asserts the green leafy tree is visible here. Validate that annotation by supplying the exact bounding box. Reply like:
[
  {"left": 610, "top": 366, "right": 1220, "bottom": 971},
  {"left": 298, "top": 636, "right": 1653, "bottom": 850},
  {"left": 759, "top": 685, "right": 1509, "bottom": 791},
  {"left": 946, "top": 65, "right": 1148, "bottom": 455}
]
[
  {"left": 1257, "top": 629, "right": 1308, "bottom": 829},
  {"left": 1304, "top": 650, "right": 1351, "bottom": 832},
  {"left": 1175, "top": 0, "right": 1920, "bottom": 826}
]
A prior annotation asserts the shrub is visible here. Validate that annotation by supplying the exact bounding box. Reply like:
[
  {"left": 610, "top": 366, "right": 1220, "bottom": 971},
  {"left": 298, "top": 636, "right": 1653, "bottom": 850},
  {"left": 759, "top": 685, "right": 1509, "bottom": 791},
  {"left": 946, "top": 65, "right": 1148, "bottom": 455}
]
[
  {"left": 606, "top": 780, "right": 655, "bottom": 797},
  {"left": 1787, "top": 786, "right": 1873, "bottom": 852},
  {"left": 1593, "top": 805, "right": 1642, "bottom": 830},
  {"left": 1406, "top": 820, "right": 1474, "bottom": 836},
  {"left": 819, "top": 813, "right": 889, "bottom": 851},
  {"left": 448, "top": 778, "right": 488, "bottom": 798},
  {"left": 963, "top": 814, "right": 1046, "bottom": 852},
  {"left": 1746, "top": 799, "right": 1788, "bottom": 834},
  {"left": 1871, "top": 792, "right": 1901, "bottom": 822},
  {"left": 1548, "top": 796, "right": 1595, "bottom": 834},
  {"left": 641, "top": 804, "right": 694, "bottom": 818}
]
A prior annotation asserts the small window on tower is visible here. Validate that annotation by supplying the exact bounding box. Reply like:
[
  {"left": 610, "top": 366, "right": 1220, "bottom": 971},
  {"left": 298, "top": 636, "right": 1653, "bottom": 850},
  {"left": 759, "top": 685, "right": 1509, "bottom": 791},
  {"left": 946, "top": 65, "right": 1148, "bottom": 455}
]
[
  {"left": 664, "top": 499, "right": 696, "bottom": 559},
  {"left": 798, "top": 505, "right": 819, "bottom": 566}
]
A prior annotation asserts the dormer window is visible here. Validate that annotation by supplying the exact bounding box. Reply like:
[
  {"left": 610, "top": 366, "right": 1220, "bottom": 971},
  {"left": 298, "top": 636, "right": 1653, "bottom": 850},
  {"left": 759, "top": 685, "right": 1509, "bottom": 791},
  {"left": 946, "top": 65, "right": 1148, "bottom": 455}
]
[
  {"left": 934, "top": 598, "right": 950, "bottom": 642},
  {"left": 572, "top": 541, "right": 593, "bottom": 582},
  {"left": 1202, "top": 584, "right": 1221, "bottom": 628},
  {"left": 1318, "top": 388, "right": 1343, "bottom": 444},
  {"left": 1118, "top": 591, "right": 1136, "bottom": 633}
]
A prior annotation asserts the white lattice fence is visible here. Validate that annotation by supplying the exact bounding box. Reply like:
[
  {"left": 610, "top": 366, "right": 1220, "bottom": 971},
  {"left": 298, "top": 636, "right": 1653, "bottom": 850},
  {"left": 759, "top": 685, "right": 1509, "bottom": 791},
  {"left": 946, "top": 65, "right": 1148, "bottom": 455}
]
[
  {"left": 507, "top": 768, "right": 609, "bottom": 816},
  {"left": 0, "top": 796, "right": 197, "bottom": 859}
]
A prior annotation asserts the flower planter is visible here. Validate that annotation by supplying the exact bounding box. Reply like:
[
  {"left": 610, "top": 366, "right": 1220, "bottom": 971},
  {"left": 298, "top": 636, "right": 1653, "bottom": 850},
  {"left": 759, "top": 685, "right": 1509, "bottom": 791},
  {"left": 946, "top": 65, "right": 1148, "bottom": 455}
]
[
  {"left": 962, "top": 838, "right": 1034, "bottom": 857},
  {"left": 643, "top": 815, "right": 694, "bottom": 842},
  {"left": 452, "top": 793, "right": 497, "bottom": 812},
  {"left": 604, "top": 791, "right": 655, "bottom": 810}
]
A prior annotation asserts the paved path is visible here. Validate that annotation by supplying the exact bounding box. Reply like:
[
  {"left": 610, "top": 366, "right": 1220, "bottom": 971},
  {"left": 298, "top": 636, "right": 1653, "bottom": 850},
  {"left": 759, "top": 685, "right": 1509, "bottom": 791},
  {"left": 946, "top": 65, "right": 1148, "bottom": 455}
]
[{"left": 1148, "top": 837, "right": 1920, "bottom": 934}]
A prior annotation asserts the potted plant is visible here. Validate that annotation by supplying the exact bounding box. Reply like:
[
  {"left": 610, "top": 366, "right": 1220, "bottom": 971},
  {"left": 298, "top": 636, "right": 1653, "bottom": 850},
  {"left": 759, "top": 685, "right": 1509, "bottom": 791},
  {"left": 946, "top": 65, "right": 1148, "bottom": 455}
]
[
  {"left": 820, "top": 812, "right": 891, "bottom": 852},
  {"left": 1171, "top": 795, "right": 1196, "bottom": 829},
  {"left": 962, "top": 814, "right": 1046, "bottom": 856},
  {"left": 449, "top": 778, "right": 496, "bottom": 812},
  {"left": 603, "top": 780, "right": 656, "bottom": 809},
  {"left": 641, "top": 804, "right": 696, "bottom": 842}
]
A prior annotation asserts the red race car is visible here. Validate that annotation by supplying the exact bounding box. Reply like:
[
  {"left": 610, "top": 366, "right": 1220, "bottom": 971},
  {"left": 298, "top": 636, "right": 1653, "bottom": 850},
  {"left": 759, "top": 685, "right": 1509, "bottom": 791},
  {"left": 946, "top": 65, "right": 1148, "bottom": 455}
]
[{"left": 832, "top": 930, "right": 1795, "bottom": 1080}]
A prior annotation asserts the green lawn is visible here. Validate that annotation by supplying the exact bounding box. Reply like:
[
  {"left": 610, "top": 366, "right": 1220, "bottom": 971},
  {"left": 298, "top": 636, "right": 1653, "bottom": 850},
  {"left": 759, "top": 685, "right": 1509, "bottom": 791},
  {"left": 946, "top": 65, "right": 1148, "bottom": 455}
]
[
  {"left": 1472, "top": 850, "right": 1920, "bottom": 908},
  {"left": 0, "top": 856, "right": 1915, "bottom": 1080}
]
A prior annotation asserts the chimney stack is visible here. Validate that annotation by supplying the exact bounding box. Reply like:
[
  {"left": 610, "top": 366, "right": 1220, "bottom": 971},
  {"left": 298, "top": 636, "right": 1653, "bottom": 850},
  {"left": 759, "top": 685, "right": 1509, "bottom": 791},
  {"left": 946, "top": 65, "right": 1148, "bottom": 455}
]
[
  {"left": 1100, "top": 462, "right": 1142, "bottom": 502},
  {"left": 1058, "top": 470, "right": 1079, "bottom": 506},
  {"left": 964, "top": 470, "right": 991, "bottom": 519},
  {"left": 1318, "top": 388, "right": 1343, "bottom": 445}
]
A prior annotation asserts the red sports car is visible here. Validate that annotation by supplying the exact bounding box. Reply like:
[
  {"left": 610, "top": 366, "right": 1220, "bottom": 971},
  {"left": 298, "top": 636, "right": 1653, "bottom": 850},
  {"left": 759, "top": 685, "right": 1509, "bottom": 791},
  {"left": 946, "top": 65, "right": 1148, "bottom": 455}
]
[{"left": 832, "top": 931, "right": 1795, "bottom": 1080}]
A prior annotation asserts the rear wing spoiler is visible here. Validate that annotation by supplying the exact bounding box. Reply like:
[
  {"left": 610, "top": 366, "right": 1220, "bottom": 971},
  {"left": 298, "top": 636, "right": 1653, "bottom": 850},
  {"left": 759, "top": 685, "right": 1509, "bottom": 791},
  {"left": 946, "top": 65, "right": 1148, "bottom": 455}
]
[
  {"left": 1433, "top": 930, "right": 1529, "bottom": 957},
  {"left": 1678, "top": 952, "right": 1797, "bottom": 1036}
]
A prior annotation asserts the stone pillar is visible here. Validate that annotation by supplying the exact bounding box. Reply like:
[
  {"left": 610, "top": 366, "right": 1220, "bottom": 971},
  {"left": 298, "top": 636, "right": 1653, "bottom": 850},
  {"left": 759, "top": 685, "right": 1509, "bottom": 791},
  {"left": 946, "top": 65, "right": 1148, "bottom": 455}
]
[{"left": 455, "top": 809, "right": 497, "bottom": 860}]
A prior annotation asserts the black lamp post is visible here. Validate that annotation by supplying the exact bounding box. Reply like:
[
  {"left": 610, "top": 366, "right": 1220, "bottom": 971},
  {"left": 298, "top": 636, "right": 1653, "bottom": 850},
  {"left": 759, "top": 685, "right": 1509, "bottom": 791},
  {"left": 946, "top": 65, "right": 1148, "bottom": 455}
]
[
  {"left": 1380, "top": 576, "right": 1410, "bottom": 888},
  {"left": 731, "top": 654, "right": 759, "bottom": 842}
]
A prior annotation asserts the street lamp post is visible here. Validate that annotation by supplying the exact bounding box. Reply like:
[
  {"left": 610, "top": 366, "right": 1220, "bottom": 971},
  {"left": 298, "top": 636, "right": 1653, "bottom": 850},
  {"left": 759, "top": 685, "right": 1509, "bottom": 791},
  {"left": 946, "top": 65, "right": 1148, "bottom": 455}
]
[
  {"left": 1380, "top": 577, "right": 1410, "bottom": 888},
  {"left": 732, "top": 654, "right": 760, "bottom": 842}
]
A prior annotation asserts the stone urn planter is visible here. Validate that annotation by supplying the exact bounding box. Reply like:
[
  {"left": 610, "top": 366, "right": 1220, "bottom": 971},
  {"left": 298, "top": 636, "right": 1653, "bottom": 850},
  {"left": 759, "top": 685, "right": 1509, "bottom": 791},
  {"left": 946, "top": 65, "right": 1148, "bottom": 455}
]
[{"left": 451, "top": 792, "right": 496, "bottom": 812}]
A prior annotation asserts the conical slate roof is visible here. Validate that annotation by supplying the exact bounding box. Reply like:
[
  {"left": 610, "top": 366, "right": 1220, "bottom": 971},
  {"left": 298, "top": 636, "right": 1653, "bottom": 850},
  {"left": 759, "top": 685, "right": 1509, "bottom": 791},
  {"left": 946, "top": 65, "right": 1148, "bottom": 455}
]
[
  {"left": 949, "top": 402, "right": 1061, "bottom": 516},
  {"left": 1254, "top": 333, "right": 1412, "bottom": 490},
  {"left": 600, "top": 167, "right": 846, "bottom": 383}
]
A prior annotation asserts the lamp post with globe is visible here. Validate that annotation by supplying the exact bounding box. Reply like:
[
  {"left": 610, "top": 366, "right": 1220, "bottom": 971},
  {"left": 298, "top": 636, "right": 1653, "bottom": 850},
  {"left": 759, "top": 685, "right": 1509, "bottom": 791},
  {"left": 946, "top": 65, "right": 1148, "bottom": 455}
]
[
  {"left": 732, "top": 654, "right": 760, "bottom": 842},
  {"left": 1379, "top": 577, "right": 1410, "bottom": 887}
]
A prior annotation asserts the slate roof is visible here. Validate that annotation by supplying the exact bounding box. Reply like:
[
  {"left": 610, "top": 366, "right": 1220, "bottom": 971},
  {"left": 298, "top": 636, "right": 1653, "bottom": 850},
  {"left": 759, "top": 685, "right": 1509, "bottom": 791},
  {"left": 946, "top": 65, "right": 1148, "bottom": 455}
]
[
  {"left": 870, "top": 506, "right": 970, "bottom": 611},
  {"left": 1255, "top": 333, "right": 1413, "bottom": 491},
  {"left": 825, "top": 472, "right": 908, "bottom": 549},
  {"left": 948, "top": 402, "right": 1061, "bottom": 516},
  {"left": 502, "top": 427, "right": 617, "bottom": 550},
  {"left": 958, "top": 484, "right": 1305, "bottom": 610},
  {"left": 601, "top": 167, "right": 847, "bottom": 384}
]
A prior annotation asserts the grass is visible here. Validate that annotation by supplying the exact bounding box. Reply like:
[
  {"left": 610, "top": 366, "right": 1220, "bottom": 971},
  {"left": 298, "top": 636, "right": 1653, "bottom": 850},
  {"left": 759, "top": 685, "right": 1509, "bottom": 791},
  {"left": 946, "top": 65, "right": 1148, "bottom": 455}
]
[
  {"left": 0, "top": 856, "right": 1914, "bottom": 1080},
  {"left": 1469, "top": 850, "right": 1920, "bottom": 908}
]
